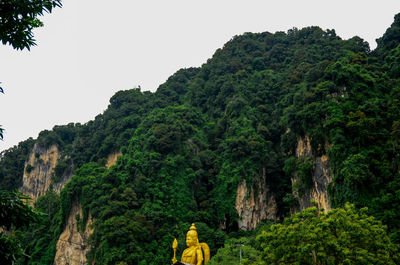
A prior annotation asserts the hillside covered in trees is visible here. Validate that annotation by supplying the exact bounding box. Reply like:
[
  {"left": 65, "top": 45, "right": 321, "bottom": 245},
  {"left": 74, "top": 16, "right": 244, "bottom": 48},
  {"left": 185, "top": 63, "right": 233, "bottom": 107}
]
[{"left": 1, "top": 13, "right": 400, "bottom": 265}]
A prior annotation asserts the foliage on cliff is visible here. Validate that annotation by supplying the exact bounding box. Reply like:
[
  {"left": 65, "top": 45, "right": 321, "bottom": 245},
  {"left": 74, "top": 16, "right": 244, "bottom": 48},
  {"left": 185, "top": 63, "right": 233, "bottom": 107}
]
[
  {"left": 209, "top": 205, "right": 400, "bottom": 264},
  {"left": 0, "top": 138, "right": 34, "bottom": 190},
  {"left": 0, "top": 191, "right": 41, "bottom": 264},
  {"left": 0, "top": 1, "right": 62, "bottom": 263},
  {"left": 1, "top": 13, "right": 400, "bottom": 265},
  {"left": 257, "top": 204, "right": 400, "bottom": 265}
]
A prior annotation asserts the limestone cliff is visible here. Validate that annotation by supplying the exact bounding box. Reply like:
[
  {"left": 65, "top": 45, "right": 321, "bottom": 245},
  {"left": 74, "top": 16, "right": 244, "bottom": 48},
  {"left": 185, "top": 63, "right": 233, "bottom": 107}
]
[
  {"left": 19, "top": 144, "right": 72, "bottom": 201},
  {"left": 235, "top": 169, "right": 277, "bottom": 230},
  {"left": 292, "top": 136, "right": 333, "bottom": 212},
  {"left": 54, "top": 202, "right": 94, "bottom": 265},
  {"left": 106, "top": 151, "right": 122, "bottom": 168}
]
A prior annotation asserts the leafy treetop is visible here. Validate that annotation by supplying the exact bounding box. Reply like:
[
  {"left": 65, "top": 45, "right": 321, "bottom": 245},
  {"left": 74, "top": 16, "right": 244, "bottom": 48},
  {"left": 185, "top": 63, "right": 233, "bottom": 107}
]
[
  {"left": 257, "top": 204, "right": 400, "bottom": 265},
  {"left": 0, "top": 0, "right": 62, "bottom": 50}
]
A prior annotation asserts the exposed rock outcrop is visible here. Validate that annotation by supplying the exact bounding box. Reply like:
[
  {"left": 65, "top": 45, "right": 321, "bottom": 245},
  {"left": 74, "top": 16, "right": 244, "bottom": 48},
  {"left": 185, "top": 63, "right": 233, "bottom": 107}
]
[
  {"left": 235, "top": 169, "right": 277, "bottom": 230},
  {"left": 54, "top": 202, "right": 94, "bottom": 265},
  {"left": 292, "top": 136, "right": 333, "bottom": 212},
  {"left": 106, "top": 151, "right": 122, "bottom": 168},
  {"left": 20, "top": 144, "right": 72, "bottom": 201}
]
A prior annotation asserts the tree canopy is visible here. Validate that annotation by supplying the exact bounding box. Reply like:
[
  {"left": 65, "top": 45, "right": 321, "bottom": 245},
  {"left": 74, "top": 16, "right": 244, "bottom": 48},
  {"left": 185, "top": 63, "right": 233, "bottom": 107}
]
[
  {"left": 0, "top": 1, "right": 62, "bottom": 263},
  {"left": 0, "top": 11, "right": 400, "bottom": 265},
  {"left": 257, "top": 204, "right": 400, "bottom": 265},
  {"left": 0, "top": 191, "right": 41, "bottom": 264},
  {"left": 0, "top": 0, "right": 62, "bottom": 50}
]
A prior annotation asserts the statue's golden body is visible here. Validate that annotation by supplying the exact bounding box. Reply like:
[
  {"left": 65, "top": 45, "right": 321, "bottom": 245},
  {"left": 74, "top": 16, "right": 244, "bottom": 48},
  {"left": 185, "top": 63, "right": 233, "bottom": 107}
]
[
  {"left": 172, "top": 223, "right": 210, "bottom": 265},
  {"left": 181, "top": 242, "right": 203, "bottom": 265}
]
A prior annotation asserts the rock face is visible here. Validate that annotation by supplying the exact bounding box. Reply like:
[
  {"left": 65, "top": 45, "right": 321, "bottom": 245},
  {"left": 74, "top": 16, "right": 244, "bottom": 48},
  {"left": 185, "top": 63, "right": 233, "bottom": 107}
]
[
  {"left": 292, "top": 136, "right": 333, "bottom": 212},
  {"left": 106, "top": 151, "right": 122, "bottom": 168},
  {"left": 235, "top": 169, "right": 277, "bottom": 230},
  {"left": 20, "top": 143, "right": 119, "bottom": 202},
  {"left": 54, "top": 202, "right": 93, "bottom": 265},
  {"left": 19, "top": 144, "right": 72, "bottom": 201}
]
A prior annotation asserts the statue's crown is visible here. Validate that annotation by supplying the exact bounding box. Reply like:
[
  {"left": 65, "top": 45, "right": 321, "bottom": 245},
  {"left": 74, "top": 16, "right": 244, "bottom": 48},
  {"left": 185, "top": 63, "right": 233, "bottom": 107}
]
[
  {"left": 189, "top": 223, "right": 197, "bottom": 232},
  {"left": 187, "top": 223, "right": 199, "bottom": 239}
]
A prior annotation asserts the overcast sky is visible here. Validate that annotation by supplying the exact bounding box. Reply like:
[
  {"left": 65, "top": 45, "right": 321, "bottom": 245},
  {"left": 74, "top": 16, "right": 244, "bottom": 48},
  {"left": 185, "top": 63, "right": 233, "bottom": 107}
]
[{"left": 1, "top": 0, "right": 400, "bottom": 152}]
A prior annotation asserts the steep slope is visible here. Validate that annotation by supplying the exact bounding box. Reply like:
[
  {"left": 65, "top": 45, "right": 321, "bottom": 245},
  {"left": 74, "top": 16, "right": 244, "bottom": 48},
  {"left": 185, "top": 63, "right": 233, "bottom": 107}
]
[
  {"left": 235, "top": 173, "right": 278, "bottom": 230},
  {"left": 0, "top": 138, "right": 34, "bottom": 191},
  {"left": 54, "top": 202, "right": 93, "bottom": 265},
  {"left": 1, "top": 13, "right": 399, "bottom": 264},
  {"left": 19, "top": 143, "right": 72, "bottom": 201},
  {"left": 290, "top": 135, "right": 332, "bottom": 212}
]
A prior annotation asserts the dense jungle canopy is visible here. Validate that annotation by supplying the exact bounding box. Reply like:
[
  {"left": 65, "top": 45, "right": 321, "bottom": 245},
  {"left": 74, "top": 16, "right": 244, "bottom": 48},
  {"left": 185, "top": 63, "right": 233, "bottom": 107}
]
[{"left": 1, "top": 11, "right": 400, "bottom": 265}]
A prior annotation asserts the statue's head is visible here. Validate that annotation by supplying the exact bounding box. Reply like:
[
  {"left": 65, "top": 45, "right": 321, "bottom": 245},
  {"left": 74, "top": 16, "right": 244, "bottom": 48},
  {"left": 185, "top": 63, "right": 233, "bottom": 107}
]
[{"left": 186, "top": 223, "right": 199, "bottom": 247}]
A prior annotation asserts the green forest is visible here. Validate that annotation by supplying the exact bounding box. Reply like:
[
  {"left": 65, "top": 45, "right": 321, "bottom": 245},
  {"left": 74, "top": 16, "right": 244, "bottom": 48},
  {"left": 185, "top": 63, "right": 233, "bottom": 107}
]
[{"left": 1, "top": 5, "right": 400, "bottom": 265}]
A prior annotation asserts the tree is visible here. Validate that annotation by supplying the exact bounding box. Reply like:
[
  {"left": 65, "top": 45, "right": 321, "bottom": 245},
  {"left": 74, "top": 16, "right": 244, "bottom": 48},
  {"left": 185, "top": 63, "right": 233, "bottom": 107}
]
[
  {"left": 0, "top": 0, "right": 62, "bottom": 50},
  {"left": 0, "top": 191, "right": 41, "bottom": 264},
  {"left": 0, "top": 1, "right": 61, "bottom": 258},
  {"left": 0, "top": 0, "right": 62, "bottom": 138},
  {"left": 257, "top": 204, "right": 400, "bottom": 265},
  {"left": 207, "top": 238, "right": 262, "bottom": 265}
]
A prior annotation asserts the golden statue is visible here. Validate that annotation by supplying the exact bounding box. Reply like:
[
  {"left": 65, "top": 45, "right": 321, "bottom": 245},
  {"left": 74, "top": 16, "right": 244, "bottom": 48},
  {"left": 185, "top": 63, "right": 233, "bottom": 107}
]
[{"left": 172, "top": 223, "right": 210, "bottom": 265}]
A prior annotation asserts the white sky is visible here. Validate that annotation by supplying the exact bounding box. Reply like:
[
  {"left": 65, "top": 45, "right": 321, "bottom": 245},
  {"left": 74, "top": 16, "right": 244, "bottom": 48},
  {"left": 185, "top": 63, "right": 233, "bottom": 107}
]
[{"left": 1, "top": 0, "right": 400, "bottom": 152}]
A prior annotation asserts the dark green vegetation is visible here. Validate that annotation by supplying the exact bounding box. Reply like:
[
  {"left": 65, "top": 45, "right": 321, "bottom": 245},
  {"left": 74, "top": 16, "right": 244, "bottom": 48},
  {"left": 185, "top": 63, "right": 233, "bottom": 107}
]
[
  {"left": 0, "top": 191, "right": 41, "bottom": 264},
  {"left": 0, "top": 0, "right": 62, "bottom": 50},
  {"left": 207, "top": 236, "right": 262, "bottom": 265},
  {"left": 15, "top": 190, "right": 62, "bottom": 264},
  {"left": 0, "top": 138, "right": 34, "bottom": 190},
  {"left": 1, "top": 13, "right": 400, "bottom": 264},
  {"left": 0, "top": 1, "right": 61, "bottom": 262},
  {"left": 258, "top": 204, "right": 399, "bottom": 264},
  {"left": 209, "top": 205, "right": 400, "bottom": 265}
]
